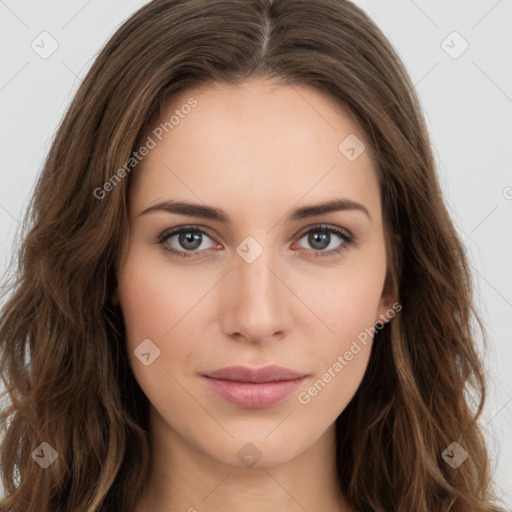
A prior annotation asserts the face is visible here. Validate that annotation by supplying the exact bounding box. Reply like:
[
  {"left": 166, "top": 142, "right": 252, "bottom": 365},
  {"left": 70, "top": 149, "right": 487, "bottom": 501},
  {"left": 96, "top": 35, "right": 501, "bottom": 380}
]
[{"left": 116, "top": 77, "right": 395, "bottom": 468}]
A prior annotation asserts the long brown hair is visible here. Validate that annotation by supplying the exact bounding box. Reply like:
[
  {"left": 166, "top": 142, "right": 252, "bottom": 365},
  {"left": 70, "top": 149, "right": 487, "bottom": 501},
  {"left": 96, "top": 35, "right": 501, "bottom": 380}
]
[{"left": 0, "top": 1, "right": 505, "bottom": 510}]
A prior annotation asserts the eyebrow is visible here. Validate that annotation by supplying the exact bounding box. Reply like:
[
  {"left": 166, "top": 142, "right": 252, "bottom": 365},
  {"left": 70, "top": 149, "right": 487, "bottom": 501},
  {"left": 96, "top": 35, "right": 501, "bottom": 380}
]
[{"left": 139, "top": 198, "right": 371, "bottom": 223}]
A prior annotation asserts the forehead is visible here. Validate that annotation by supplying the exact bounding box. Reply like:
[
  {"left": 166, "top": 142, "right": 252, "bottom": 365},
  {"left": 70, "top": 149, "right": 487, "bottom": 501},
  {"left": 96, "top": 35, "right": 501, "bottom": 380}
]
[{"left": 130, "top": 78, "right": 381, "bottom": 224}]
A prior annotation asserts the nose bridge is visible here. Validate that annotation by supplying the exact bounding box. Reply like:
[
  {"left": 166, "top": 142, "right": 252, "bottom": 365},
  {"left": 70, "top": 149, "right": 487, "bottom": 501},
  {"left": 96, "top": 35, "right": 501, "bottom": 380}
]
[
  {"left": 224, "top": 234, "right": 289, "bottom": 340},
  {"left": 235, "top": 234, "right": 279, "bottom": 305}
]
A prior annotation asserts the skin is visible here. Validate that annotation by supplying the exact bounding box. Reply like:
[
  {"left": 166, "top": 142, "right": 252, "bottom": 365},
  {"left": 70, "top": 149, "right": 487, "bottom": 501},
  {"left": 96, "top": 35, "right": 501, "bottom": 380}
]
[{"left": 116, "top": 77, "right": 396, "bottom": 512}]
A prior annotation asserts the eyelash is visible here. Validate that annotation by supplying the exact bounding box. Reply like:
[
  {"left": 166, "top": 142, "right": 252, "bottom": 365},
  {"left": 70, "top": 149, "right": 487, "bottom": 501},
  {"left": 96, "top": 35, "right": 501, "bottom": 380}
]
[{"left": 153, "top": 224, "right": 356, "bottom": 259}]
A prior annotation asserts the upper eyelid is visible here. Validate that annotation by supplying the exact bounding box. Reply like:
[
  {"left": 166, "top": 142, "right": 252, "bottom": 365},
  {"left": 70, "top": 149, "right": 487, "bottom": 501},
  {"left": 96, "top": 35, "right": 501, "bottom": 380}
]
[{"left": 159, "top": 225, "right": 215, "bottom": 242}]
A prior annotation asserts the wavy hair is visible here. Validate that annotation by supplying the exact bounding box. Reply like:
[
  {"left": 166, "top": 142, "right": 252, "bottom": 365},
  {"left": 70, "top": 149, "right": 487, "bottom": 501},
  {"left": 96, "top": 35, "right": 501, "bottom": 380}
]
[{"left": 0, "top": 0, "right": 505, "bottom": 510}]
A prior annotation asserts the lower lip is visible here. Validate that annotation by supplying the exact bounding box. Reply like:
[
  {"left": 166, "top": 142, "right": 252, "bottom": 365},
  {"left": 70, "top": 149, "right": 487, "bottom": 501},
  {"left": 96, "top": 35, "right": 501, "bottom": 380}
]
[{"left": 201, "top": 376, "right": 307, "bottom": 409}]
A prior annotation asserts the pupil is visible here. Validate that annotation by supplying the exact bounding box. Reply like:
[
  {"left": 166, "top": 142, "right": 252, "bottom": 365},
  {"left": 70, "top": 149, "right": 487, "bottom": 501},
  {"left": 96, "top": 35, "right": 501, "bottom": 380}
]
[
  {"left": 310, "top": 231, "right": 329, "bottom": 250},
  {"left": 180, "top": 231, "right": 201, "bottom": 250}
]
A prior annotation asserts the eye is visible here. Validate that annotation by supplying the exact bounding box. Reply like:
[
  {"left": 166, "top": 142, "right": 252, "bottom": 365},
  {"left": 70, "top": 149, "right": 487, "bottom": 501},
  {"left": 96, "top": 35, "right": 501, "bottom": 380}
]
[
  {"left": 154, "top": 224, "right": 356, "bottom": 259},
  {"left": 155, "top": 226, "right": 217, "bottom": 259},
  {"left": 293, "top": 224, "right": 355, "bottom": 258}
]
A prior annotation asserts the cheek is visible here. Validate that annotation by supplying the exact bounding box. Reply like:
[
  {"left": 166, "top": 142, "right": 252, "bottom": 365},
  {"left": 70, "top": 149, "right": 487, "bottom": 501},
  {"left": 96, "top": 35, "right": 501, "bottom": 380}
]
[
  {"left": 117, "top": 257, "right": 171, "bottom": 343},
  {"left": 116, "top": 250, "right": 209, "bottom": 415},
  {"left": 300, "top": 256, "right": 385, "bottom": 344},
  {"left": 293, "top": 257, "right": 385, "bottom": 408},
  {"left": 118, "top": 247, "right": 204, "bottom": 342},
  {"left": 117, "top": 248, "right": 213, "bottom": 378},
  {"left": 294, "top": 285, "right": 377, "bottom": 421}
]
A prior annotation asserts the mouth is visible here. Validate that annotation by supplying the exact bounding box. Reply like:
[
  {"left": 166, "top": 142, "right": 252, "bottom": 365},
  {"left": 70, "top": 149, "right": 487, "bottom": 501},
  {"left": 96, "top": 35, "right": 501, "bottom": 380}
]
[{"left": 200, "top": 365, "right": 309, "bottom": 409}]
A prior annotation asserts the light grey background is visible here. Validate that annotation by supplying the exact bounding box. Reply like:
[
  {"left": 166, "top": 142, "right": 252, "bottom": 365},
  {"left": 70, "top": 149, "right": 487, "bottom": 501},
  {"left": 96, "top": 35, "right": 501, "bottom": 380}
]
[{"left": 0, "top": 0, "right": 511, "bottom": 506}]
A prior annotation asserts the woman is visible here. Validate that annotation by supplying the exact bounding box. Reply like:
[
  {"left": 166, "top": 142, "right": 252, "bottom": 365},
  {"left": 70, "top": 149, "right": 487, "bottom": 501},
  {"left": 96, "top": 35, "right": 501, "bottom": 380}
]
[{"left": 0, "top": 0, "right": 505, "bottom": 511}]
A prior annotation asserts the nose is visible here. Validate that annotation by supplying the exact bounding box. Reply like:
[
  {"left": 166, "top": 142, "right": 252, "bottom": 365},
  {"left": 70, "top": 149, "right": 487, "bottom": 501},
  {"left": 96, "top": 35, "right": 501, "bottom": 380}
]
[{"left": 219, "top": 242, "right": 293, "bottom": 344}]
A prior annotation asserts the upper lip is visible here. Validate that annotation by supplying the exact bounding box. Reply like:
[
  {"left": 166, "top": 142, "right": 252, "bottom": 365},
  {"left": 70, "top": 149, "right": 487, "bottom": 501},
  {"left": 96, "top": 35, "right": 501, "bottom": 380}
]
[{"left": 202, "top": 365, "right": 308, "bottom": 383}]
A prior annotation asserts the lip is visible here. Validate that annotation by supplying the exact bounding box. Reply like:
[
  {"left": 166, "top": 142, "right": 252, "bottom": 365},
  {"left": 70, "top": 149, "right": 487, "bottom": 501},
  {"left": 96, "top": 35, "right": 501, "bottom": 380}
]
[{"left": 201, "top": 365, "right": 309, "bottom": 409}]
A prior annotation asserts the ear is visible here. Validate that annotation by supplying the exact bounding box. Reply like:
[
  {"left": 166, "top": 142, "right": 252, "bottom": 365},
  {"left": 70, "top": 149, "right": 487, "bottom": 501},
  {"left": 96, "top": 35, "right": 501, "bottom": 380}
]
[
  {"left": 110, "top": 288, "right": 120, "bottom": 306},
  {"left": 375, "top": 270, "right": 399, "bottom": 327}
]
